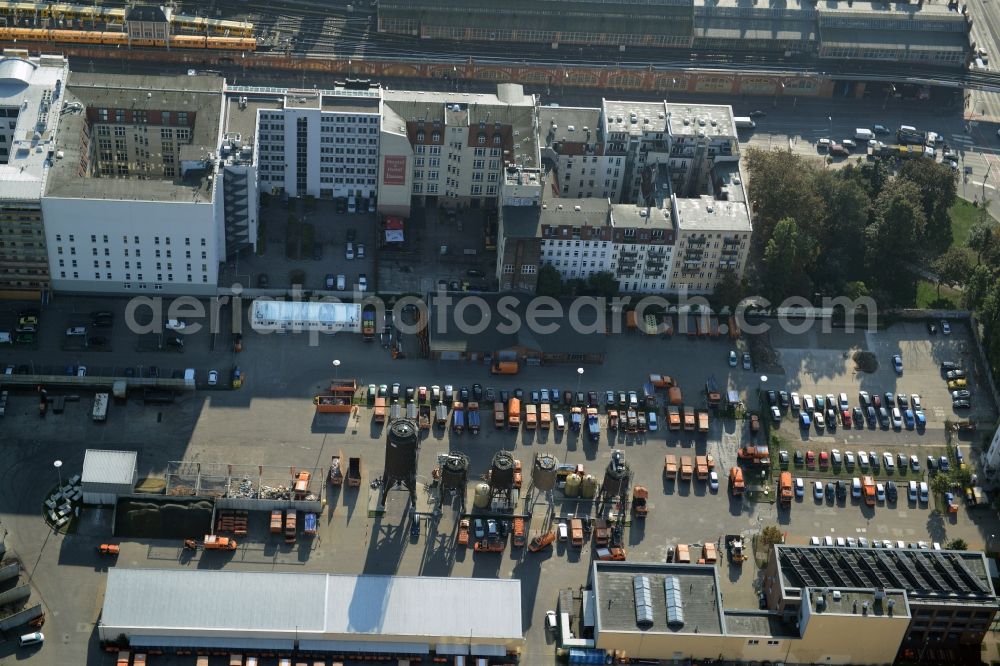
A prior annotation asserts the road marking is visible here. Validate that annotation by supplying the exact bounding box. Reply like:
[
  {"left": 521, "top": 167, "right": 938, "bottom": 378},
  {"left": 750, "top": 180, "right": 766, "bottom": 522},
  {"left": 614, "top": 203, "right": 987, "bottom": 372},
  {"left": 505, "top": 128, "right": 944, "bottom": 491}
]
[{"left": 971, "top": 181, "right": 996, "bottom": 190}]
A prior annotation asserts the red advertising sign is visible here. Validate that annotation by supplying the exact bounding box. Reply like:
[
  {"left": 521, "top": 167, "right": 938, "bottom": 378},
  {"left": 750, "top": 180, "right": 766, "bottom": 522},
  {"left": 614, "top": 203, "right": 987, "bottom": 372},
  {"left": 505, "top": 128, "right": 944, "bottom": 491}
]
[{"left": 382, "top": 156, "right": 407, "bottom": 186}]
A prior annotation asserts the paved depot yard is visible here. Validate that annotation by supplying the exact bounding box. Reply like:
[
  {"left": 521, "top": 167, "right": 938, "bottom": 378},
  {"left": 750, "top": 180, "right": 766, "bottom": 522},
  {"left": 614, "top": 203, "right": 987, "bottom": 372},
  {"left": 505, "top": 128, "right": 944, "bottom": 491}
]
[{"left": 0, "top": 301, "right": 998, "bottom": 665}]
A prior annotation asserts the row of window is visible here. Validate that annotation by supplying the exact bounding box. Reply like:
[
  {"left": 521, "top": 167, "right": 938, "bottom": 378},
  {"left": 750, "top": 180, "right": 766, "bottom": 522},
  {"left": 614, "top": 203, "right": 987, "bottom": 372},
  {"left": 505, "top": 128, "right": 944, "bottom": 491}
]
[
  {"left": 57, "top": 234, "right": 205, "bottom": 247},
  {"left": 317, "top": 177, "right": 378, "bottom": 186},
  {"left": 58, "top": 272, "right": 209, "bottom": 284},
  {"left": 501, "top": 264, "right": 537, "bottom": 275}
]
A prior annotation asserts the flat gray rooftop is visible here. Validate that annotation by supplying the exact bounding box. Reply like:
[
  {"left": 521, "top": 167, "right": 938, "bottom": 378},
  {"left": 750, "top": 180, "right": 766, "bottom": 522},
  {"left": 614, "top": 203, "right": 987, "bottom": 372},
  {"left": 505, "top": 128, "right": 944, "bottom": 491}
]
[
  {"left": 675, "top": 195, "right": 752, "bottom": 233},
  {"left": 667, "top": 104, "right": 737, "bottom": 140},
  {"left": 539, "top": 106, "right": 602, "bottom": 146},
  {"left": 593, "top": 562, "right": 724, "bottom": 636},
  {"left": 604, "top": 100, "right": 669, "bottom": 135}
]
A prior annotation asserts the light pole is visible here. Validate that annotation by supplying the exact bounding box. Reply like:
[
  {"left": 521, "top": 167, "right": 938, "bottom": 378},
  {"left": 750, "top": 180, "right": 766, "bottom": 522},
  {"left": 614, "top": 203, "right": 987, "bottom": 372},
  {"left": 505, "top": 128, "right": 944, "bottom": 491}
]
[
  {"left": 982, "top": 154, "right": 992, "bottom": 202},
  {"left": 53, "top": 460, "right": 63, "bottom": 489},
  {"left": 827, "top": 116, "right": 832, "bottom": 139},
  {"left": 576, "top": 367, "right": 584, "bottom": 394},
  {"left": 760, "top": 375, "right": 768, "bottom": 410},
  {"left": 332, "top": 359, "right": 341, "bottom": 380}
]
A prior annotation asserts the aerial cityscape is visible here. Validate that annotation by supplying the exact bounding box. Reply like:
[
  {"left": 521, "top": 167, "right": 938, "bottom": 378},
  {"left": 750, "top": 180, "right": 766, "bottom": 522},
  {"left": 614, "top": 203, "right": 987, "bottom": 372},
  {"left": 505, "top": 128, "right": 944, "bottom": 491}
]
[{"left": 1, "top": 1, "right": 1000, "bottom": 665}]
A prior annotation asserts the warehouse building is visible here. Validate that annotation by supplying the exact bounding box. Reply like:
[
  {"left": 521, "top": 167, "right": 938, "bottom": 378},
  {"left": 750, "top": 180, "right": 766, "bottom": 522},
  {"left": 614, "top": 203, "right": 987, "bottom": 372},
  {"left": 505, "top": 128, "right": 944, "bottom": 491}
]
[
  {"left": 763, "top": 544, "right": 999, "bottom": 662},
  {"left": 590, "top": 561, "right": 910, "bottom": 665},
  {"left": 81, "top": 449, "right": 138, "bottom": 505},
  {"left": 100, "top": 569, "right": 523, "bottom": 659}
]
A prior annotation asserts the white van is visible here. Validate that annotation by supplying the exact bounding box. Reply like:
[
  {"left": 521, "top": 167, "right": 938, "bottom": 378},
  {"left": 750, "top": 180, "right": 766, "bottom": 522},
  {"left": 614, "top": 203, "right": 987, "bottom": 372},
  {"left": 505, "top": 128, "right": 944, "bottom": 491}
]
[
  {"left": 336, "top": 274, "right": 346, "bottom": 290},
  {"left": 851, "top": 477, "right": 861, "bottom": 499},
  {"left": 908, "top": 480, "right": 918, "bottom": 502},
  {"left": 854, "top": 128, "right": 874, "bottom": 141},
  {"left": 19, "top": 632, "right": 43, "bottom": 647},
  {"left": 183, "top": 368, "right": 196, "bottom": 383},
  {"left": 347, "top": 196, "right": 357, "bottom": 214},
  {"left": 558, "top": 521, "right": 568, "bottom": 541}
]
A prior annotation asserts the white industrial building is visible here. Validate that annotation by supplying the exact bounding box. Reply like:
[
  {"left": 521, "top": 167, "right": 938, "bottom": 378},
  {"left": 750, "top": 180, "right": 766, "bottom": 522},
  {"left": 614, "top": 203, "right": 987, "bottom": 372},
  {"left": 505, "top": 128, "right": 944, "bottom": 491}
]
[
  {"left": 81, "top": 449, "right": 138, "bottom": 505},
  {"left": 250, "top": 300, "right": 361, "bottom": 333},
  {"left": 0, "top": 52, "right": 69, "bottom": 297},
  {"left": 100, "top": 569, "right": 523, "bottom": 659},
  {"left": 251, "top": 82, "right": 381, "bottom": 201},
  {"left": 41, "top": 72, "right": 227, "bottom": 296}
]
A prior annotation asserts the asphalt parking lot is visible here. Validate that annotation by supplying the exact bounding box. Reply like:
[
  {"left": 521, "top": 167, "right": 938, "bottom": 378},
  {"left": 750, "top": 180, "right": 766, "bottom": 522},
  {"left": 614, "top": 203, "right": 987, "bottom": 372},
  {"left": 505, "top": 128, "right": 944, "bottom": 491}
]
[{"left": 0, "top": 304, "right": 998, "bottom": 665}]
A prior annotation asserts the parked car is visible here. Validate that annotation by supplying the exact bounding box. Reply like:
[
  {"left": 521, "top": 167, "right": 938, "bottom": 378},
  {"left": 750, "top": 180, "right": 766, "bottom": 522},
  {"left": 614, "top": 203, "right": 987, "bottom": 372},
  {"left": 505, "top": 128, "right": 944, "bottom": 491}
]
[
  {"left": 892, "top": 354, "right": 903, "bottom": 374},
  {"left": 742, "top": 352, "right": 751, "bottom": 370},
  {"left": 728, "top": 350, "right": 738, "bottom": 367},
  {"left": 941, "top": 320, "right": 951, "bottom": 335},
  {"left": 208, "top": 370, "right": 218, "bottom": 386}
]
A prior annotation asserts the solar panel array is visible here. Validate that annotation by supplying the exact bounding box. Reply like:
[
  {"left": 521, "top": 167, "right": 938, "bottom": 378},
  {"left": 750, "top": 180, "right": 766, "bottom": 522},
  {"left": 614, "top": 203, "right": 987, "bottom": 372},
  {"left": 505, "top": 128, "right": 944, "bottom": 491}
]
[
  {"left": 664, "top": 575, "right": 685, "bottom": 627},
  {"left": 633, "top": 575, "right": 654, "bottom": 627},
  {"left": 780, "top": 547, "right": 995, "bottom": 600}
]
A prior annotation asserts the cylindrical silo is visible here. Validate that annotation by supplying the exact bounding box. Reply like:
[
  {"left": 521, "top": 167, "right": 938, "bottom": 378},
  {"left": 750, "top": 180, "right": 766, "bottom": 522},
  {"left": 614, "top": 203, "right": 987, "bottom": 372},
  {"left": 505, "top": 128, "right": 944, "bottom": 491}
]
[
  {"left": 384, "top": 419, "right": 419, "bottom": 480},
  {"left": 565, "top": 473, "right": 581, "bottom": 498},
  {"left": 489, "top": 451, "right": 515, "bottom": 489},
  {"left": 439, "top": 452, "right": 469, "bottom": 495},
  {"left": 532, "top": 453, "right": 559, "bottom": 491},
  {"left": 580, "top": 474, "right": 599, "bottom": 499},
  {"left": 473, "top": 483, "right": 491, "bottom": 509}
]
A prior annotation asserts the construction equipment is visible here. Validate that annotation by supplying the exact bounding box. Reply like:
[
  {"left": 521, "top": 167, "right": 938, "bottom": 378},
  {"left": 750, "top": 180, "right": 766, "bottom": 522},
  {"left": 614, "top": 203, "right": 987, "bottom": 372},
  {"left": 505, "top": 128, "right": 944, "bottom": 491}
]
[
  {"left": 608, "top": 409, "right": 619, "bottom": 430},
  {"left": 328, "top": 450, "right": 344, "bottom": 485},
  {"left": 284, "top": 511, "right": 297, "bottom": 544},
  {"left": 596, "top": 546, "right": 627, "bottom": 561},
  {"left": 468, "top": 402, "right": 481, "bottom": 434},
  {"left": 525, "top": 403, "right": 537, "bottom": 429},
  {"left": 729, "top": 467, "right": 745, "bottom": 495},
  {"left": 418, "top": 404, "right": 431, "bottom": 430},
  {"left": 347, "top": 456, "right": 362, "bottom": 487},
  {"left": 269, "top": 510, "right": 283, "bottom": 534},
  {"left": 586, "top": 407, "right": 600, "bottom": 442},
  {"left": 667, "top": 406, "right": 681, "bottom": 431},
  {"left": 528, "top": 531, "right": 555, "bottom": 552},
  {"left": 374, "top": 397, "right": 387, "bottom": 423},
  {"left": 513, "top": 459, "right": 523, "bottom": 489},
  {"left": 435, "top": 403, "right": 448, "bottom": 427},
  {"left": 183, "top": 539, "right": 198, "bottom": 551},
  {"left": 97, "top": 543, "right": 120, "bottom": 556},
  {"left": 663, "top": 454, "right": 678, "bottom": 479},
  {"left": 625, "top": 409, "right": 637, "bottom": 432},
  {"left": 594, "top": 519, "right": 610, "bottom": 546},
  {"left": 293, "top": 470, "right": 311, "bottom": 499},
  {"left": 680, "top": 456, "right": 693, "bottom": 481},
  {"left": 362, "top": 304, "right": 376, "bottom": 341},
  {"left": 540, "top": 403, "right": 551, "bottom": 429},
  {"left": 726, "top": 534, "right": 746, "bottom": 563},
  {"left": 493, "top": 402, "right": 505, "bottom": 428},
  {"left": 92, "top": 392, "right": 109, "bottom": 422},
  {"left": 303, "top": 512, "right": 317, "bottom": 536},
  {"left": 668, "top": 385, "right": 683, "bottom": 406},
  {"left": 649, "top": 374, "right": 673, "bottom": 389},
  {"left": 696, "top": 409, "right": 709, "bottom": 433},
  {"left": 512, "top": 517, "right": 526, "bottom": 547},
  {"left": 508, "top": 397, "right": 521, "bottom": 429},
  {"left": 203, "top": 535, "right": 238, "bottom": 551},
  {"left": 779, "top": 471, "right": 792, "bottom": 506},
  {"left": 571, "top": 406, "right": 583, "bottom": 431},
  {"left": 705, "top": 377, "right": 721, "bottom": 407},
  {"left": 696, "top": 456, "right": 709, "bottom": 481},
  {"left": 632, "top": 486, "right": 649, "bottom": 517},
  {"left": 750, "top": 413, "right": 760, "bottom": 434},
  {"left": 457, "top": 518, "right": 470, "bottom": 547},
  {"left": 474, "top": 539, "right": 505, "bottom": 553},
  {"left": 672, "top": 543, "right": 691, "bottom": 563},
  {"left": 452, "top": 401, "right": 465, "bottom": 433},
  {"left": 570, "top": 518, "right": 584, "bottom": 547},
  {"left": 737, "top": 445, "right": 770, "bottom": 463},
  {"left": 862, "top": 475, "right": 876, "bottom": 506},
  {"left": 683, "top": 406, "right": 696, "bottom": 431},
  {"left": 700, "top": 543, "right": 718, "bottom": 564}
]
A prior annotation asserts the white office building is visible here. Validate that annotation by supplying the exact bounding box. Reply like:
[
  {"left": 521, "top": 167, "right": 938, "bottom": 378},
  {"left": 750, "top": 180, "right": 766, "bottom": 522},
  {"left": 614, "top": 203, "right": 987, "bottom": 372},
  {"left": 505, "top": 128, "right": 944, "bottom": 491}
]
[{"left": 253, "top": 83, "right": 381, "bottom": 201}]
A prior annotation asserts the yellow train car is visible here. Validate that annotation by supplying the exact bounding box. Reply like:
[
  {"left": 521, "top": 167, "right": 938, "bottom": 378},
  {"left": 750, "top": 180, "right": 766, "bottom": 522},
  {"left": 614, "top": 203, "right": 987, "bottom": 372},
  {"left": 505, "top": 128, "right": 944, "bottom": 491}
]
[
  {"left": 0, "top": 24, "right": 254, "bottom": 51},
  {"left": 171, "top": 13, "right": 253, "bottom": 38}
]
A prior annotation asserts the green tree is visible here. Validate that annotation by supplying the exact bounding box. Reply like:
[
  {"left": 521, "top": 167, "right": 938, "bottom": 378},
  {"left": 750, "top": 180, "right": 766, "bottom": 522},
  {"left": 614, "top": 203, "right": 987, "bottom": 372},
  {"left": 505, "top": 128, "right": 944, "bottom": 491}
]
[
  {"left": 586, "top": 271, "right": 619, "bottom": 299},
  {"left": 899, "top": 159, "right": 957, "bottom": 255},
  {"left": 931, "top": 472, "right": 953, "bottom": 497},
  {"left": 845, "top": 281, "right": 870, "bottom": 301},
  {"left": 930, "top": 247, "right": 973, "bottom": 298},
  {"left": 963, "top": 264, "right": 995, "bottom": 310},
  {"left": 712, "top": 270, "right": 745, "bottom": 311},
  {"left": 812, "top": 171, "right": 872, "bottom": 288},
  {"left": 762, "top": 218, "right": 813, "bottom": 302},
  {"left": 536, "top": 264, "right": 562, "bottom": 298},
  {"left": 745, "top": 149, "right": 822, "bottom": 254},
  {"left": 966, "top": 218, "right": 996, "bottom": 264},
  {"left": 865, "top": 180, "right": 927, "bottom": 305},
  {"left": 759, "top": 525, "right": 784, "bottom": 554},
  {"left": 945, "top": 538, "right": 968, "bottom": 551}
]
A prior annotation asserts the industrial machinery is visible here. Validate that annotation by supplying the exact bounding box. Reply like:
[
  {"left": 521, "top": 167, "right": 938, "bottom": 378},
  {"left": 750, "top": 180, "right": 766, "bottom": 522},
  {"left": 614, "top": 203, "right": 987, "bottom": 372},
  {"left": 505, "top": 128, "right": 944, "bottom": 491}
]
[{"left": 378, "top": 418, "right": 419, "bottom": 510}]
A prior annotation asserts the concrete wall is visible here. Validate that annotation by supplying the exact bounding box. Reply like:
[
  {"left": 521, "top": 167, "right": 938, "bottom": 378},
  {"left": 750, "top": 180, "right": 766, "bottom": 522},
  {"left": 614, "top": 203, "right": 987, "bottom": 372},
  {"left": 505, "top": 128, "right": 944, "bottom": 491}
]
[
  {"left": 376, "top": 129, "right": 413, "bottom": 218},
  {"left": 215, "top": 498, "right": 322, "bottom": 512},
  {"left": 42, "top": 195, "right": 220, "bottom": 295},
  {"left": 0, "top": 603, "right": 42, "bottom": 632}
]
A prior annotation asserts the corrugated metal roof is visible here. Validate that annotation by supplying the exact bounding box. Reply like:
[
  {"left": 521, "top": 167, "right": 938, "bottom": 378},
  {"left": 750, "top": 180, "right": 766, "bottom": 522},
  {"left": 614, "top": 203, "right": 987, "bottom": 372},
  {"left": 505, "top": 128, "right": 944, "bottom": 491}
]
[
  {"left": 102, "top": 569, "right": 522, "bottom": 642},
  {"left": 129, "top": 636, "right": 294, "bottom": 650},
  {"left": 81, "top": 449, "right": 138, "bottom": 486}
]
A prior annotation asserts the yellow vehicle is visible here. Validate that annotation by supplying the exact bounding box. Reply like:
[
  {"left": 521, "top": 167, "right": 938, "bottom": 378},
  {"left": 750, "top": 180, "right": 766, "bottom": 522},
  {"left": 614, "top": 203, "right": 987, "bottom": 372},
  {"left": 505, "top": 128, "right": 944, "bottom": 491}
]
[{"left": 948, "top": 378, "right": 968, "bottom": 390}]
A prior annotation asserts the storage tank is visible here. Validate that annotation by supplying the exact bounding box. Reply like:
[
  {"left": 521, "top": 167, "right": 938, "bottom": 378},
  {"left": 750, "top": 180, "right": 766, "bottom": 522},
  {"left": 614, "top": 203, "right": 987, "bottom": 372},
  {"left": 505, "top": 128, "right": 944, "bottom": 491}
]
[
  {"left": 439, "top": 452, "right": 469, "bottom": 495},
  {"left": 383, "top": 419, "right": 419, "bottom": 481},
  {"left": 531, "top": 453, "right": 559, "bottom": 491},
  {"left": 489, "top": 451, "right": 515, "bottom": 489},
  {"left": 564, "top": 473, "right": 582, "bottom": 498},
  {"left": 601, "top": 449, "right": 631, "bottom": 499},
  {"left": 580, "top": 474, "right": 599, "bottom": 499},
  {"left": 473, "top": 483, "right": 491, "bottom": 509}
]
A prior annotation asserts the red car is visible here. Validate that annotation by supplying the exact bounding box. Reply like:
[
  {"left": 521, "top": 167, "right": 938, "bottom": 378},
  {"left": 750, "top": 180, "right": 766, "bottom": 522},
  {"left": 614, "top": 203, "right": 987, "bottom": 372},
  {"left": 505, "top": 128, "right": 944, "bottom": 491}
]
[
  {"left": 873, "top": 394, "right": 882, "bottom": 408},
  {"left": 841, "top": 409, "right": 852, "bottom": 427},
  {"left": 819, "top": 451, "right": 829, "bottom": 467},
  {"left": 806, "top": 450, "right": 816, "bottom": 466}
]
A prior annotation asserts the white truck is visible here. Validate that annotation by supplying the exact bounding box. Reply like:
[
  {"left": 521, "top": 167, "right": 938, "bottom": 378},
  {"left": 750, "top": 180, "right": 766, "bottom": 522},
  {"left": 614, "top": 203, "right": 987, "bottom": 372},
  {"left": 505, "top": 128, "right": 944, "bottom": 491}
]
[
  {"left": 92, "top": 392, "right": 109, "bottom": 422},
  {"left": 854, "top": 128, "right": 873, "bottom": 141},
  {"left": 733, "top": 117, "right": 756, "bottom": 130}
]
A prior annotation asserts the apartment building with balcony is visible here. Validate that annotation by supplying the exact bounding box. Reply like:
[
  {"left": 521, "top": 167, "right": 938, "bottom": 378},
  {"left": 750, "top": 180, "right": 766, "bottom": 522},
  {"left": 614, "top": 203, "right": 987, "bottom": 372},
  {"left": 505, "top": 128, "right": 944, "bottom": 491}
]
[
  {"left": 0, "top": 52, "right": 69, "bottom": 299},
  {"left": 539, "top": 105, "right": 624, "bottom": 202},
  {"left": 381, "top": 84, "right": 538, "bottom": 209}
]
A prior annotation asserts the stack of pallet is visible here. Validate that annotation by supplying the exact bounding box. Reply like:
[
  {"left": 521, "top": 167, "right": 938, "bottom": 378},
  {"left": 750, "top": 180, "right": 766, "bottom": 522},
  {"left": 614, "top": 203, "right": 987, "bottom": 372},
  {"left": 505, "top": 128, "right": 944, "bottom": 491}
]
[{"left": 215, "top": 510, "right": 248, "bottom": 536}]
